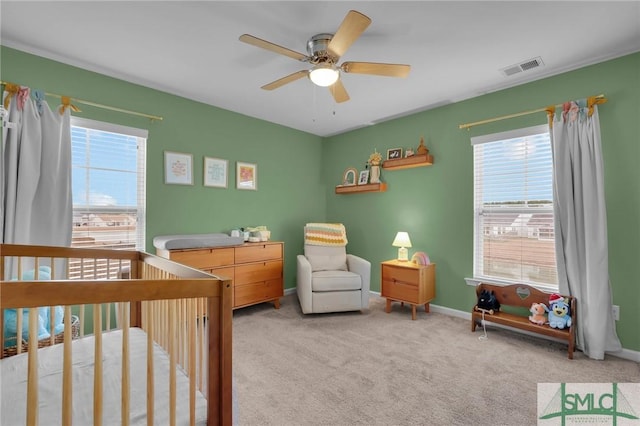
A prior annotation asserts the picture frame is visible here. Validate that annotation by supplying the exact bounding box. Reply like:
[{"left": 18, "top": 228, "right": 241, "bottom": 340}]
[
  {"left": 387, "top": 148, "right": 403, "bottom": 160},
  {"left": 358, "top": 170, "right": 370, "bottom": 185},
  {"left": 203, "top": 157, "right": 228, "bottom": 188},
  {"left": 237, "top": 162, "right": 257, "bottom": 190},
  {"left": 164, "top": 151, "right": 193, "bottom": 185},
  {"left": 342, "top": 167, "right": 358, "bottom": 186}
]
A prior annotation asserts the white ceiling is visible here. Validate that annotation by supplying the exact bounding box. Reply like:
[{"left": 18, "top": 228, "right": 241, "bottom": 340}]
[{"left": 2, "top": 1, "right": 639, "bottom": 137}]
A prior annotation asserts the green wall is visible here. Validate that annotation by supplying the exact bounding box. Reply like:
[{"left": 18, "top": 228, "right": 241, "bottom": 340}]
[
  {"left": 324, "top": 52, "right": 640, "bottom": 352},
  {"left": 2, "top": 46, "right": 638, "bottom": 352},
  {"left": 0, "top": 46, "right": 325, "bottom": 290}
]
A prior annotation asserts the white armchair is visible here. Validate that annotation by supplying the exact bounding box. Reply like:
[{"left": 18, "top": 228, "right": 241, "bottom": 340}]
[{"left": 296, "top": 224, "right": 371, "bottom": 314}]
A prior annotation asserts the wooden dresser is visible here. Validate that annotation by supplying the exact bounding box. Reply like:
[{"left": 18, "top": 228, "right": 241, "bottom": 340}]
[{"left": 156, "top": 241, "right": 284, "bottom": 309}]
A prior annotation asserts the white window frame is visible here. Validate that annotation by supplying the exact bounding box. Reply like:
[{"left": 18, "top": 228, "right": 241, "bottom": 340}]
[
  {"left": 70, "top": 117, "right": 147, "bottom": 253},
  {"left": 469, "top": 124, "right": 558, "bottom": 291}
]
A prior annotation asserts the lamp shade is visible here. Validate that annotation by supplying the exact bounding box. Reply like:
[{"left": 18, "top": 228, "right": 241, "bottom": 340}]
[
  {"left": 392, "top": 232, "right": 412, "bottom": 261},
  {"left": 309, "top": 64, "right": 339, "bottom": 87},
  {"left": 392, "top": 232, "right": 412, "bottom": 248}
]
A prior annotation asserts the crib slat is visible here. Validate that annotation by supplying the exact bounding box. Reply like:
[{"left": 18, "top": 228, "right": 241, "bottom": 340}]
[
  {"left": 189, "top": 298, "right": 196, "bottom": 426},
  {"left": 49, "top": 305, "right": 55, "bottom": 345},
  {"left": 94, "top": 304, "right": 103, "bottom": 426},
  {"left": 16, "top": 307, "right": 23, "bottom": 355},
  {"left": 106, "top": 301, "right": 111, "bottom": 332},
  {"left": 122, "top": 302, "right": 130, "bottom": 426},
  {"left": 80, "top": 304, "right": 85, "bottom": 338},
  {"left": 27, "top": 308, "right": 39, "bottom": 426},
  {"left": 169, "top": 299, "right": 177, "bottom": 426},
  {"left": 146, "top": 301, "right": 154, "bottom": 426},
  {"left": 62, "top": 306, "right": 73, "bottom": 426},
  {"left": 198, "top": 297, "right": 204, "bottom": 393}
]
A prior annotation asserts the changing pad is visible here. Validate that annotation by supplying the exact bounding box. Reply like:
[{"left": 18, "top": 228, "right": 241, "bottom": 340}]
[{"left": 153, "top": 233, "right": 244, "bottom": 250}]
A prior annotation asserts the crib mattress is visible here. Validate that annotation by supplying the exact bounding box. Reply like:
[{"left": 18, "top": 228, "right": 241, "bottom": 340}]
[
  {"left": 153, "top": 233, "right": 244, "bottom": 250},
  {"left": 0, "top": 328, "right": 208, "bottom": 425}
]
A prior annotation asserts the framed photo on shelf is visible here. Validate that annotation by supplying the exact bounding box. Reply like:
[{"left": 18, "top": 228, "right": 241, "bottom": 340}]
[
  {"left": 203, "top": 157, "right": 228, "bottom": 188},
  {"left": 164, "top": 151, "right": 193, "bottom": 185},
  {"left": 237, "top": 162, "right": 257, "bottom": 190},
  {"left": 358, "top": 170, "right": 370, "bottom": 185},
  {"left": 387, "top": 148, "right": 403, "bottom": 160}
]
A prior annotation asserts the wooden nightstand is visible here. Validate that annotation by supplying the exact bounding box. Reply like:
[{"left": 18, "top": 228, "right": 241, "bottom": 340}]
[{"left": 381, "top": 260, "right": 436, "bottom": 320}]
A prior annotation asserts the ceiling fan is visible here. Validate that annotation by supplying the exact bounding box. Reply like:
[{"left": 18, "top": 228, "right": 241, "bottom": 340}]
[{"left": 239, "top": 10, "right": 410, "bottom": 103}]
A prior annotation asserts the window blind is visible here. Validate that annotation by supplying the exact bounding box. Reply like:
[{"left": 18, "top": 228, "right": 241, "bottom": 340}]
[
  {"left": 472, "top": 124, "right": 557, "bottom": 287},
  {"left": 70, "top": 117, "right": 147, "bottom": 253}
]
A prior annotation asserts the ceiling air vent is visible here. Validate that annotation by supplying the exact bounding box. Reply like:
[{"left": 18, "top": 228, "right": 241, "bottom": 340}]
[{"left": 501, "top": 57, "right": 544, "bottom": 77}]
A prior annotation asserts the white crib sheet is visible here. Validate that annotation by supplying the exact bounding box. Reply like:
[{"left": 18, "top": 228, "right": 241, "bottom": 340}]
[{"left": 0, "top": 328, "right": 208, "bottom": 425}]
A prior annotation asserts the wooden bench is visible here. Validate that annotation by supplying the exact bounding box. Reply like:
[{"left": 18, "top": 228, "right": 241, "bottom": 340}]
[{"left": 471, "top": 283, "right": 576, "bottom": 359}]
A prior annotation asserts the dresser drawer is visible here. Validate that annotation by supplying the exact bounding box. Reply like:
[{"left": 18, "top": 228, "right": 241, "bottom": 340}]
[
  {"left": 382, "top": 279, "right": 419, "bottom": 304},
  {"left": 169, "top": 248, "right": 235, "bottom": 269},
  {"left": 235, "top": 243, "right": 282, "bottom": 264},
  {"left": 381, "top": 264, "right": 419, "bottom": 285},
  {"left": 235, "top": 260, "right": 282, "bottom": 285},
  {"left": 206, "top": 267, "right": 234, "bottom": 281},
  {"left": 234, "top": 279, "right": 283, "bottom": 307}
]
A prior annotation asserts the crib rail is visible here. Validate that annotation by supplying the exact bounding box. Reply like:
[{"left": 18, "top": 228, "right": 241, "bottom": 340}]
[{"left": 0, "top": 243, "right": 233, "bottom": 426}]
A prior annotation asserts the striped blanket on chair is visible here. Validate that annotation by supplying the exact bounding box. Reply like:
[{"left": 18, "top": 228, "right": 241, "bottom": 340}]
[{"left": 304, "top": 223, "right": 348, "bottom": 246}]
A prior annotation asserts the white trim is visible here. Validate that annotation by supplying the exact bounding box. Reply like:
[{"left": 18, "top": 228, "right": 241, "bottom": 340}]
[
  {"left": 470, "top": 123, "right": 548, "bottom": 145},
  {"left": 71, "top": 116, "right": 149, "bottom": 138},
  {"left": 464, "top": 277, "right": 558, "bottom": 293}
]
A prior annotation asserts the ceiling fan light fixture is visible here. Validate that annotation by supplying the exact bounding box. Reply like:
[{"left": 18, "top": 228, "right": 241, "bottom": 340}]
[{"left": 309, "top": 64, "right": 339, "bottom": 87}]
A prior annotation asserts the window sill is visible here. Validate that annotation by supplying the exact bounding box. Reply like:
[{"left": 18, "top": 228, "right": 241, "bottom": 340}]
[{"left": 464, "top": 277, "right": 559, "bottom": 293}]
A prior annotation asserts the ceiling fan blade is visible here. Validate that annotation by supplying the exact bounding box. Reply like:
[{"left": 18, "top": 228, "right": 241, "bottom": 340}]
[
  {"left": 327, "top": 10, "right": 371, "bottom": 59},
  {"left": 261, "top": 70, "right": 309, "bottom": 90},
  {"left": 239, "top": 34, "right": 308, "bottom": 62},
  {"left": 341, "top": 62, "right": 411, "bottom": 78},
  {"left": 329, "top": 79, "right": 350, "bottom": 103}
]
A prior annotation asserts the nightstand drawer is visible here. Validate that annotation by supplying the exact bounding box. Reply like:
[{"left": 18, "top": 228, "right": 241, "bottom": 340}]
[
  {"left": 382, "top": 264, "right": 419, "bottom": 285},
  {"left": 382, "top": 279, "right": 419, "bottom": 303}
]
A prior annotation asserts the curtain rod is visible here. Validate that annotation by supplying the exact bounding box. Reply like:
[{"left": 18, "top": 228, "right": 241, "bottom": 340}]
[
  {"left": 1, "top": 80, "right": 163, "bottom": 122},
  {"left": 458, "top": 94, "right": 606, "bottom": 130}
]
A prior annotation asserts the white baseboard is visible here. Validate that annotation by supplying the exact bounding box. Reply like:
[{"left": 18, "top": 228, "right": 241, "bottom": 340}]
[{"left": 289, "top": 290, "right": 640, "bottom": 362}]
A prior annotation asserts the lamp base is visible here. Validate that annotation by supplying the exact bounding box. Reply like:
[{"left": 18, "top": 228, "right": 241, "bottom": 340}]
[{"left": 397, "top": 247, "right": 408, "bottom": 261}]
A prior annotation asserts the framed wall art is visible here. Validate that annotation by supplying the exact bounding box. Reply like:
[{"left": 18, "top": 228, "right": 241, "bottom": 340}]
[
  {"left": 164, "top": 151, "right": 193, "bottom": 185},
  {"left": 237, "top": 162, "right": 257, "bottom": 190},
  {"left": 204, "top": 157, "right": 228, "bottom": 188},
  {"left": 387, "top": 148, "right": 403, "bottom": 160},
  {"left": 358, "top": 170, "right": 370, "bottom": 185}
]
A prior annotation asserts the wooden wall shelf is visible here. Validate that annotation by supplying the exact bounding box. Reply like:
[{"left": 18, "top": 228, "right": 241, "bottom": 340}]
[
  {"left": 382, "top": 154, "right": 434, "bottom": 170},
  {"left": 335, "top": 182, "right": 387, "bottom": 194}
]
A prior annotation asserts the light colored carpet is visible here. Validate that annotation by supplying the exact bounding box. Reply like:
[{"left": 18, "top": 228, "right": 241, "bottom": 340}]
[{"left": 232, "top": 294, "right": 639, "bottom": 426}]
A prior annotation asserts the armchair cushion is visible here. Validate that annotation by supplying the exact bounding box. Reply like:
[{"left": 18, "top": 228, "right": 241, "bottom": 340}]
[
  {"left": 304, "top": 245, "right": 347, "bottom": 272},
  {"left": 311, "top": 270, "right": 362, "bottom": 292}
]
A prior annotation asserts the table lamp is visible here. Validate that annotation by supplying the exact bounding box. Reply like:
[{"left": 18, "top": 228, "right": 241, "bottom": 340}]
[{"left": 392, "top": 232, "right": 412, "bottom": 261}]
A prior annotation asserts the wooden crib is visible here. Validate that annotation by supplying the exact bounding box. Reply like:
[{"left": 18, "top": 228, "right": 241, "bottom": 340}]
[{"left": 0, "top": 243, "right": 232, "bottom": 425}]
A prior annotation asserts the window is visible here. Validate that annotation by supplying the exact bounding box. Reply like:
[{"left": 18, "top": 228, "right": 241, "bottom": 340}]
[
  {"left": 472, "top": 124, "right": 557, "bottom": 289},
  {"left": 70, "top": 117, "right": 147, "bottom": 276}
]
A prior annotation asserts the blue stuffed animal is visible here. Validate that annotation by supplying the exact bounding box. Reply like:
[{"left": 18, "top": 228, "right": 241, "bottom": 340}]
[
  {"left": 548, "top": 293, "right": 572, "bottom": 329},
  {"left": 3, "top": 266, "right": 64, "bottom": 347}
]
